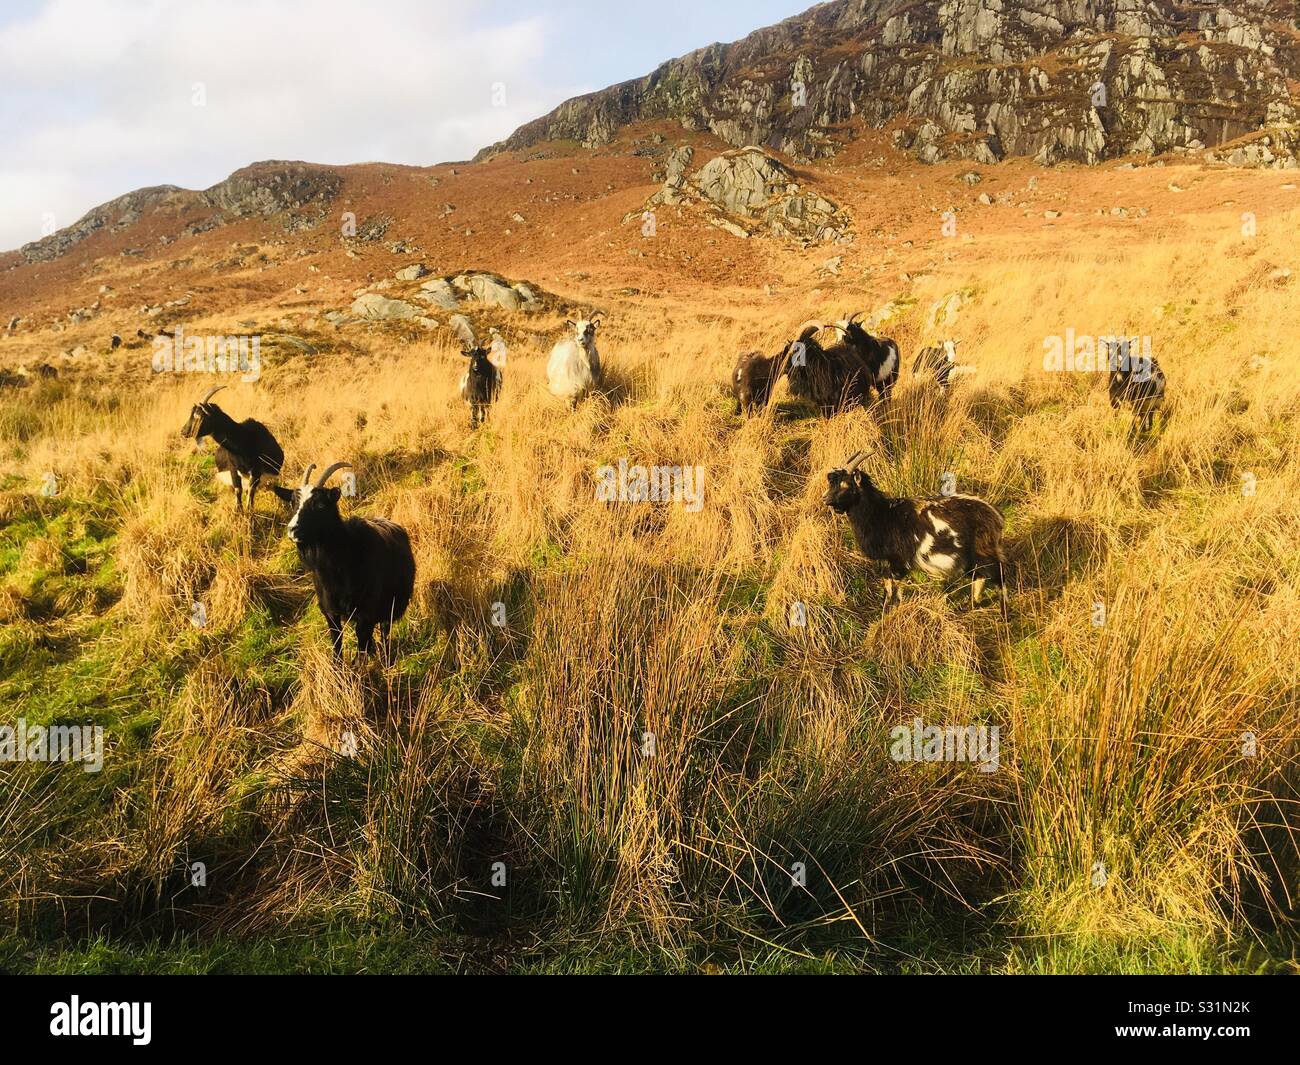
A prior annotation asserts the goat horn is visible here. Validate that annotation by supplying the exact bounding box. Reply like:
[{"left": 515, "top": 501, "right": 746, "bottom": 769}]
[
  {"left": 300, "top": 464, "right": 316, "bottom": 488},
  {"left": 847, "top": 310, "right": 867, "bottom": 325},
  {"left": 590, "top": 311, "right": 603, "bottom": 322},
  {"left": 795, "top": 319, "right": 825, "bottom": 339},
  {"left": 199, "top": 385, "right": 226, "bottom": 404},
  {"left": 314, "top": 461, "right": 352, "bottom": 488},
  {"left": 843, "top": 450, "right": 870, "bottom": 472}
]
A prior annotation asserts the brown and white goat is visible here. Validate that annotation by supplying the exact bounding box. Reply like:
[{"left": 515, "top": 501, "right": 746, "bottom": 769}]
[{"left": 824, "top": 451, "right": 1008, "bottom": 616}]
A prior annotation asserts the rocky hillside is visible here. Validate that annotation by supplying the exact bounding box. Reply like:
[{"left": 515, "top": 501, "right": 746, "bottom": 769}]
[
  {"left": 17, "top": 162, "right": 342, "bottom": 265},
  {"left": 478, "top": 0, "right": 1300, "bottom": 166}
]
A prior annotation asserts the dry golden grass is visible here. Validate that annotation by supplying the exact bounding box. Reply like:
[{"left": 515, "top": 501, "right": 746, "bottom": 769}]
[{"left": 2, "top": 194, "right": 1299, "bottom": 968}]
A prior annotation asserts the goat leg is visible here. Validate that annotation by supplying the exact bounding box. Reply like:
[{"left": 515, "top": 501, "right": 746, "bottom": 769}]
[{"left": 357, "top": 623, "right": 376, "bottom": 658}]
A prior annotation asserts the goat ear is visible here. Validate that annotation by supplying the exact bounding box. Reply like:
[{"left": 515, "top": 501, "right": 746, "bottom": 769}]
[
  {"left": 326, "top": 487, "right": 342, "bottom": 503},
  {"left": 270, "top": 485, "right": 296, "bottom": 504}
]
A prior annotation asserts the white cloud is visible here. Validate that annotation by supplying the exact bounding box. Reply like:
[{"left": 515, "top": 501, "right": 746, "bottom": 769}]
[{"left": 0, "top": 0, "right": 586, "bottom": 250}]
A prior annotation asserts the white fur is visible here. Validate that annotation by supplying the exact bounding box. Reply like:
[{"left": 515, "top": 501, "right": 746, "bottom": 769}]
[
  {"left": 215, "top": 470, "right": 234, "bottom": 487},
  {"left": 546, "top": 320, "right": 601, "bottom": 404},
  {"left": 915, "top": 531, "right": 959, "bottom": 576},
  {"left": 913, "top": 515, "right": 962, "bottom": 576},
  {"left": 928, "top": 513, "right": 961, "bottom": 543},
  {"left": 286, "top": 486, "right": 315, "bottom": 542},
  {"left": 876, "top": 342, "right": 898, "bottom": 384}
]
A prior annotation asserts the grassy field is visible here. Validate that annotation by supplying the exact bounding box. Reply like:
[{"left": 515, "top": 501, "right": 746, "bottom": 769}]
[{"left": 2, "top": 209, "right": 1299, "bottom": 974}]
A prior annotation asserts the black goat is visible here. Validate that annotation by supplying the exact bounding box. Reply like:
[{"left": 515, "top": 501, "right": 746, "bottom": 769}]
[
  {"left": 459, "top": 343, "right": 501, "bottom": 428},
  {"left": 836, "top": 311, "right": 900, "bottom": 402},
  {"left": 782, "top": 320, "right": 874, "bottom": 416},
  {"left": 180, "top": 385, "right": 284, "bottom": 513},
  {"left": 732, "top": 349, "right": 781, "bottom": 416},
  {"left": 1105, "top": 339, "right": 1166, "bottom": 432},
  {"left": 272, "top": 463, "right": 416, "bottom": 660},
  {"left": 913, "top": 339, "right": 958, "bottom": 392},
  {"left": 824, "top": 451, "right": 1007, "bottom": 616}
]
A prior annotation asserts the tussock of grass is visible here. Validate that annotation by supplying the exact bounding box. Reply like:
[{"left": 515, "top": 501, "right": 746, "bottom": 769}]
[{"left": 3, "top": 214, "right": 1300, "bottom": 972}]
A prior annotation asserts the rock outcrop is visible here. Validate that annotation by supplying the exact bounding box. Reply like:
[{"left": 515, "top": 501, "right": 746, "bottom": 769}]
[
  {"left": 18, "top": 161, "right": 341, "bottom": 264},
  {"left": 348, "top": 271, "right": 547, "bottom": 324},
  {"left": 478, "top": 0, "right": 1300, "bottom": 167},
  {"left": 19, "top": 186, "right": 191, "bottom": 263},
  {"left": 201, "top": 161, "right": 341, "bottom": 218},
  {"left": 642, "top": 145, "right": 850, "bottom": 242},
  {"left": 350, "top": 293, "right": 423, "bottom": 321}
]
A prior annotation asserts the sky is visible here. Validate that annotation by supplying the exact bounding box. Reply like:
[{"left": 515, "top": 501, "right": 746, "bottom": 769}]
[{"left": 0, "top": 0, "right": 812, "bottom": 252}]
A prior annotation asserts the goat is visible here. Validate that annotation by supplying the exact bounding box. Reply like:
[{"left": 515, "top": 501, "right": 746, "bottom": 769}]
[
  {"left": 272, "top": 463, "right": 416, "bottom": 660},
  {"left": 180, "top": 385, "right": 284, "bottom": 513},
  {"left": 913, "top": 339, "right": 958, "bottom": 392},
  {"left": 835, "top": 311, "right": 900, "bottom": 402},
  {"left": 781, "top": 320, "right": 873, "bottom": 416},
  {"left": 1105, "top": 339, "right": 1166, "bottom": 432},
  {"left": 546, "top": 313, "right": 602, "bottom": 408},
  {"left": 732, "top": 349, "right": 781, "bottom": 416},
  {"left": 459, "top": 342, "right": 502, "bottom": 428},
  {"left": 824, "top": 450, "right": 1007, "bottom": 616},
  {"left": 110, "top": 334, "right": 122, "bottom": 350}
]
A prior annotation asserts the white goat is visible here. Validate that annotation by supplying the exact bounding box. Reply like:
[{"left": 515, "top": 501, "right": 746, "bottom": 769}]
[{"left": 546, "top": 314, "right": 602, "bottom": 408}]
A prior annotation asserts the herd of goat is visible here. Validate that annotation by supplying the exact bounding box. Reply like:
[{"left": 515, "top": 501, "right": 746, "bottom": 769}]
[{"left": 177, "top": 311, "right": 1167, "bottom": 658}]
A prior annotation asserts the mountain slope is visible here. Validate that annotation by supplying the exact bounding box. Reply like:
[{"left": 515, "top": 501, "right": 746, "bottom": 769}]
[{"left": 478, "top": 0, "right": 1300, "bottom": 165}]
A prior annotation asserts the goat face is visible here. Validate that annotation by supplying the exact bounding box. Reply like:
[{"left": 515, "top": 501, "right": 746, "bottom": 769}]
[
  {"left": 462, "top": 344, "right": 493, "bottom": 376},
  {"left": 280, "top": 484, "right": 343, "bottom": 544},
  {"left": 942, "top": 339, "right": 958, "bottom": 362},
  {"left": 824, "top": 468, "right": 866, "bottom": 513},
  {"left": 568, "top": 317, "right": 599, "bottom": 349},
  {"left": 181, "top": 387, "right": 228, "bottom": 441},
  {"left": 839, "top": 320, "right": 872, "bottom": 350},
  {"left": 181, "top": 403, "right": 216, "bottom": 441}
]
